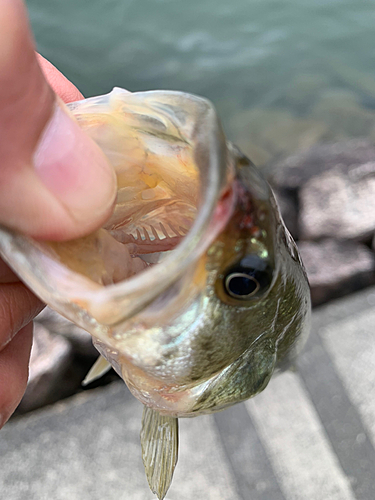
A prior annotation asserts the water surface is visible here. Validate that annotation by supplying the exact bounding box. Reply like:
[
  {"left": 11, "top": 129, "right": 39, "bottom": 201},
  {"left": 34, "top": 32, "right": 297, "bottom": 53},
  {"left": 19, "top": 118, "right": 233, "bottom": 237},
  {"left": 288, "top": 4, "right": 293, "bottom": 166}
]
[{"left": 27, "top": 0, "right": 375, "bottom": 162}]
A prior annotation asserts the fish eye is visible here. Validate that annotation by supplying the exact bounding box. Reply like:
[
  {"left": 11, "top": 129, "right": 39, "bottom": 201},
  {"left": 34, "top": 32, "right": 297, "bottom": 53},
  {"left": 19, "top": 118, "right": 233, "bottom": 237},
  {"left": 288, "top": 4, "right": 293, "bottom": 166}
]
[
  {"left": 225, "top": 272, "right": 260, "bottom": 298},
  {"left": 222, "top": 255, "right": 273, "bottom": 301}
]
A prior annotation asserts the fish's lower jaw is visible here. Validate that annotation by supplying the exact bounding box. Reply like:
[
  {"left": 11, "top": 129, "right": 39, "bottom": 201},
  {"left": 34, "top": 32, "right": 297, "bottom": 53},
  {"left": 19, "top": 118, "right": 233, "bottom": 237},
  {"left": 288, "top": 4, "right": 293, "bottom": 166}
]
[
  {"left": 121, "top": 363, "right": 223, "bottom": 417},
  {"left": 125, "top": 378, "right": 199, "bottom": 417},
  {"left": 117, "top": 355, "right": 199, "bottom": 416}
]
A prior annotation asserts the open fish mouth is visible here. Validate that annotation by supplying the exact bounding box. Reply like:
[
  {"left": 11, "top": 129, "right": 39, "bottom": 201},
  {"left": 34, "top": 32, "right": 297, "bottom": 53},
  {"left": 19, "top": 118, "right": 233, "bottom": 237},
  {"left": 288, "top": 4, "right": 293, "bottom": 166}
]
[{"left": 0, "top": 88, "right": 234, "bottom": 333}]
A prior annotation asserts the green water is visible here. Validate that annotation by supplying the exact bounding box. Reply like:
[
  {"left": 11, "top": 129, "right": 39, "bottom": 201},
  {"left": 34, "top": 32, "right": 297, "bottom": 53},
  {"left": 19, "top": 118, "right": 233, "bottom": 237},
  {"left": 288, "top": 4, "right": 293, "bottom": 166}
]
[{"left": 27, "top": 0, "right": 375, "bottom": 163}]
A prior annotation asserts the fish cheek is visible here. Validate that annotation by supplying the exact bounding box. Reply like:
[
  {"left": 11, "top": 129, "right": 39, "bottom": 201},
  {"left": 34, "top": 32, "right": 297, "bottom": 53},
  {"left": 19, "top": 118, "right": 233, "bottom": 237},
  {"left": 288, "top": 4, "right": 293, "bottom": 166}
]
[
  {"left": 185, "top": 291, "right": 275, "bottom": 384},
  {"left": 186, "top": 312, "right": 238, "bottom": 382},
  {"left": 192, "top": 338, "right": 277, "bottom": 414}
]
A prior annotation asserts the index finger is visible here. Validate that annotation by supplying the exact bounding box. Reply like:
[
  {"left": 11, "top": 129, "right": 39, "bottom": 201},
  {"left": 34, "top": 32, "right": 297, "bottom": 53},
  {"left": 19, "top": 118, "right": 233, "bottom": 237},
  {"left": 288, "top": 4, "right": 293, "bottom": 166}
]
[{"left": 37, "top": 54, "right": 84, "bottom": 103}]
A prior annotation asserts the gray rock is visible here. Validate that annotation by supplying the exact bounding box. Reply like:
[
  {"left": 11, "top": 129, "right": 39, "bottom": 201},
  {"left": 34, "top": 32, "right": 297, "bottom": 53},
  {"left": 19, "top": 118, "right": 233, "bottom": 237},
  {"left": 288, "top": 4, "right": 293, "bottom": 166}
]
[
  {"left": 299, "top": 164, "right": 375, "bottom": 241},
  {"left": 298, "top": 239, "right": 375, "bottom": 306},
  {"left": 267, "top": 139, "right": 375, "bottom": 191},
  {"left": 268, "top": 140, "right": 375, "bottom": 243},
  {"left": 36, "top": 307, "right": 97, "bottom": 358},
  {"left": 17, "top": 323, "right": 73, "bottom": 413}
]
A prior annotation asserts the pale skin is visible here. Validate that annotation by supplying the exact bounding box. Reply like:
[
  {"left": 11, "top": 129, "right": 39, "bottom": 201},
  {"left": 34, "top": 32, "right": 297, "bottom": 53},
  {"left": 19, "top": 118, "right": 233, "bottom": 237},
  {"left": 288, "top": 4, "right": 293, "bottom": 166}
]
[{"left": 0, "top": 0, "right": 117, "bottom": 428}]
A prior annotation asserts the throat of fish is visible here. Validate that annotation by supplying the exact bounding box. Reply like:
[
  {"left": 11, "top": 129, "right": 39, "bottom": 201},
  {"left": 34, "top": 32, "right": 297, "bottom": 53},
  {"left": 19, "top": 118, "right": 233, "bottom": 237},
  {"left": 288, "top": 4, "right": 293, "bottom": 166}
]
[{"left": 141, "top": 406, "right": 179, "bottom": 500}]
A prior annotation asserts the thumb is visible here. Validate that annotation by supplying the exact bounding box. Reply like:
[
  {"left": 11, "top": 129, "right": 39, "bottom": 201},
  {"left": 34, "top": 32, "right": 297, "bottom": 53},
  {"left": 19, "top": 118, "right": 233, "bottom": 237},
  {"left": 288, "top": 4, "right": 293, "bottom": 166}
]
[{"left": 0, "top": 0, "right": 117, "bottom": 240}]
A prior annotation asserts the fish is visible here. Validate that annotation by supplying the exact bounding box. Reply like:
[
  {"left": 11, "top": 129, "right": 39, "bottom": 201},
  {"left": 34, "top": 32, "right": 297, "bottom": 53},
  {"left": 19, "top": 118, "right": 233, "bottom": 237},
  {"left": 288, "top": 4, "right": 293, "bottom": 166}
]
[{"left": 0, "top": 88, "right": 311, "bottom": 499}]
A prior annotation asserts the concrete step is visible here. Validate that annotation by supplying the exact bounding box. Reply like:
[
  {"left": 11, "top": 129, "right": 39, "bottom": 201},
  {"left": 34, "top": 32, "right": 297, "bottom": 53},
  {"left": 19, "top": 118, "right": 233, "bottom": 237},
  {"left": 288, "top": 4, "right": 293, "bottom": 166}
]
[{"left": 1, "top": 287, "right": 375, "bottom": 499}]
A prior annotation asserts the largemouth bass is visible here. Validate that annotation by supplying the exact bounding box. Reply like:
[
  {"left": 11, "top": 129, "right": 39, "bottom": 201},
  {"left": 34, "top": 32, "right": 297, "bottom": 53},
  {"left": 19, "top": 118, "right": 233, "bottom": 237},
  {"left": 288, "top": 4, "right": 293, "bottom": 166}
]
[{"left": 0, "top": 89, "right": 310, "bottom": 499}]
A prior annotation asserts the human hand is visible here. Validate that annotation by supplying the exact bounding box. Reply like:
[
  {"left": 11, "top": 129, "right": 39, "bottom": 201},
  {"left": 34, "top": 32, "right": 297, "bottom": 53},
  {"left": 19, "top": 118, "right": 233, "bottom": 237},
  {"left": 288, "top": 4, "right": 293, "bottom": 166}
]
[{"left": 0, "top": 0, "right": 117, "bottom": 428}]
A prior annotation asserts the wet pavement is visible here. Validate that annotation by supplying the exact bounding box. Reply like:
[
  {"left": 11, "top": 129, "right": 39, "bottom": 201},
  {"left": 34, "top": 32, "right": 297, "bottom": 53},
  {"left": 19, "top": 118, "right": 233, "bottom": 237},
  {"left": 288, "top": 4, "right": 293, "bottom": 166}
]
[{"left": 1, "top": 287, "right": 375, "bottom": 500}]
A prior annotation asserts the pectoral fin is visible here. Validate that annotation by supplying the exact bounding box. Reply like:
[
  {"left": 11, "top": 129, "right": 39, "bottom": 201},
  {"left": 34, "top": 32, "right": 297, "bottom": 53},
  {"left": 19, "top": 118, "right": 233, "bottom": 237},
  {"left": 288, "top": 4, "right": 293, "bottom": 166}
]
[
  {"left": 82, "top": 355, "right": 112, "bottom": 386},
  {"left": 141, "top": 406, "right": 179, "bottom": 500}
]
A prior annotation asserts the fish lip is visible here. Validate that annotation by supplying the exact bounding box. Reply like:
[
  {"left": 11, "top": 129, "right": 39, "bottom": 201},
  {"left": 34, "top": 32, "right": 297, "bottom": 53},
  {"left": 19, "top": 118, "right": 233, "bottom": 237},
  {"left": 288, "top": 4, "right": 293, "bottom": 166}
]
[{"left": 0, "top": 89, "right": 232, "bottom": 327}]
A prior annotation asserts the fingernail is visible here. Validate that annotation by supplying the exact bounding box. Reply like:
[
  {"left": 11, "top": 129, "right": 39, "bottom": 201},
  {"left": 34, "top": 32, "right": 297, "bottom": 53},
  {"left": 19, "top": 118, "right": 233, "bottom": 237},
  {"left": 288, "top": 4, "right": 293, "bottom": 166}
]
[{"left": 33, "top": 101, "right": 117, "bottom": 225}]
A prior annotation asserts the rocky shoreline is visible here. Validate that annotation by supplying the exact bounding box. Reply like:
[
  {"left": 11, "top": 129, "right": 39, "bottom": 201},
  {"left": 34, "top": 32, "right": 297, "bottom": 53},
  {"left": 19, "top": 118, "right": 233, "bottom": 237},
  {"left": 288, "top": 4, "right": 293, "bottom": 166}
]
[{"left": 268, "top": 139, "right": 375, "bottom": 307}]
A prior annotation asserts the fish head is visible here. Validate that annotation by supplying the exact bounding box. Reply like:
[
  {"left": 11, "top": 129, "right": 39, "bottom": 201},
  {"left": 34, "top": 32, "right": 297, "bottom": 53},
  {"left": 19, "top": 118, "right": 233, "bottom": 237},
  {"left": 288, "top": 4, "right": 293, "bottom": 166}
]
[{"left": 0, "top": 89, "right": 310, "bottom": 418}]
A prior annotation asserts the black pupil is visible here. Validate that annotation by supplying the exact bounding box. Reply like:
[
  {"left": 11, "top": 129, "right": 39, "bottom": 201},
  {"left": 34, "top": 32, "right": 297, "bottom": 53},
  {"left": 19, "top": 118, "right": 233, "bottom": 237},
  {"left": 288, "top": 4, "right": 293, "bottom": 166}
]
[
  {"left": 222, "top": 256, "right": 272, "bottom": 300},
  {"left": 227, "top": 274, "right": 258, "bottom": 297}
]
